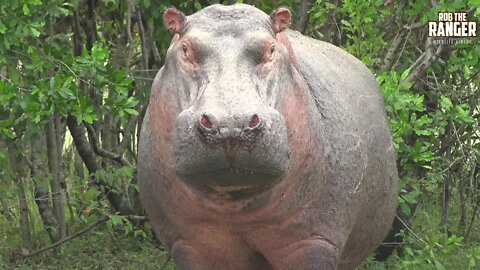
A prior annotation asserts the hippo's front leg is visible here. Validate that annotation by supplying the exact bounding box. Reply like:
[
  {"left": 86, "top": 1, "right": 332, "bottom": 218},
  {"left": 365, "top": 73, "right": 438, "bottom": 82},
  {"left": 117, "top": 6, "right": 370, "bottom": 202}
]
[
  {"left": 266, "top": 238, "right": 340, "bottom": 270},
  {"left": 171, "top": 239, "right": 273, "bottom": 270}
]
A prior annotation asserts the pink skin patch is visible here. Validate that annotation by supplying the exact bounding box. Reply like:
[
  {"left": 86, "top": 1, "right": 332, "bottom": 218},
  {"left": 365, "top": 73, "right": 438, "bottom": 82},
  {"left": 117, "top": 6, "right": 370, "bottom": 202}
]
[
  {"left": 177, "top": 38, "right": 200, "bottom": 71},
  {"left": 272, "top": 8, "right": 292, "bottom": 33},
  {"left": 164, "top": 8, "right": 185, "bottom": 33},
  {"left": 249, "top": 114, "right": 260, "bottom": 128},
  {"left": 200, "top": 114, "right": 213, "bottom": 129},
  {"left": 149, "top": 93, "right": 175, "bottom": 146},
  {"left": 276, "top": 32, "right": 299, "bottom": 70}
]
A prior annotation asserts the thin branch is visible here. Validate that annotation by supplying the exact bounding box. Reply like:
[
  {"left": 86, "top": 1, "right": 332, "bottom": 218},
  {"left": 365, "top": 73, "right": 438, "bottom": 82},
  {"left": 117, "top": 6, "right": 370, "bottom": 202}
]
[
  {"left": 292, "top": 0, "right": 315, "bottom": 33},
  {"left": 396, "top": 214, "right": 428, "bottom": 246},
  {"left": 117, "top": 116, "right": 138, "bottom": 153},
  {"left": 440, "top": 156, "right": 464, "bottom": 174},
  {"left": 465, "top": 201, "right": 479, "bottom": 241},
  {"left": 126, "top": 0, "right": 135, "bottom": 74},
  {"left": 23, "top": 216, "right": 109, "bottom": 257},
  {"left": 136, "top": 10, "right": 149, "bottom": 69},
  {"left": 130, "top": 69, "right": 161, "bottom": 72},
  {"left": 381, "top": 29, "right": 407, "bottom": 71},
  {"left": 403, "top": 22, "right": 423, "bottom": 30},
  {"left": 131, "top": 76, "right": 155, "bottom": 81},
  {"left": 67, "top": 115, "right": 100, "bottom": 173},
  {"left": 84, "top": 122, "right": 133, "bottom": 168},
  {"left": 67, "top": 116, "right": 135, "bottom": 215},
  {"left": 123, "top": 215, "right": 147, "bottom": 221},
  {"left": 391, "top": 29, "right": 412, "bottom": 71},
  {"left": 401, "top": 42, "right": 444, "bottom": 86}
]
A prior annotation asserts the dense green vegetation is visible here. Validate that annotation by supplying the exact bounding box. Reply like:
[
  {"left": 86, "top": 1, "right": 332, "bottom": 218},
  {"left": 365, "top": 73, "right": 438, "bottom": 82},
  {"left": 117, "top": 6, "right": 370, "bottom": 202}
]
[{"left": 0, "top": 0, "right": 479, "bottom": 269}]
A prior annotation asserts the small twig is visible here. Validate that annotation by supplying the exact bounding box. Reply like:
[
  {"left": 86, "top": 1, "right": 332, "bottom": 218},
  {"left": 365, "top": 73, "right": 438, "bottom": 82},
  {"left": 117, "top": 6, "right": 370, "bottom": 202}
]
[
  {"left": 440, "top": 156, "right": 464, "bottom": 174},
  {"left": 396, "top": 214, "right": 428, "bottom": 246},
  {"left": 403, "top": 22, "right": 423, "bottom": 30},
  {"left": 130, "top": 69, "right": 160, "bottom": 72},
  {"left": 451, "top": 121, "right": 467, "bottom": 157},
  {"left": 391, "top": 28, "right": 412, "bottom": 70},
  {"left": 123, "top": 215, "right": 147, "bottom": 221},
  {"left": 23, "top": 216, "right": 109, "bottom": 257},
  {"left": 131, "top": 76, "right": 155, "bottom": 81}
]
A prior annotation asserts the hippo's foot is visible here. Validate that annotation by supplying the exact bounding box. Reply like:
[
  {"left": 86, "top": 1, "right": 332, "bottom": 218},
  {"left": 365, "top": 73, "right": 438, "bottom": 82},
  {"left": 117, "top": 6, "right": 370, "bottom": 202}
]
[
  {"left": 171, "top": 239, "right": 272, "bottom": 270},
  {"left": 265, "top": 237, "right": 340, "bottom": 270}
]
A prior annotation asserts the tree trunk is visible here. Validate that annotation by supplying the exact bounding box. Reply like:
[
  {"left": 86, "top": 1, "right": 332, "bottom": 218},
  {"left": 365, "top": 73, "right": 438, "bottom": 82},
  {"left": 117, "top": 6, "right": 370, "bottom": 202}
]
[
  {"left": 45, "top": 117, "right": 67, "bottom": 239},
  {"left": 460, "top": 165, "right": 476, "bottom": 236},
  {"left": 441, "top": 171, "right": 450, "bottom": 234},
  {"left": 75, "top": 148, "right": 85, "bottom": 181},
  {"left": 17, "top": 173, "right": 32, "bottom": 249},
  {"left": 30, "top": 134, "right": 61, "bottom": 243},
  {"left": 67, "top": 115, "right": 136, "bottom": 215},
  {"left": 6, "top": 140, "right": 32, "bottom": 249},
  {"left": 458, "top": 170, "right": 467, "bottom": 234},
  {"left": 55, "top": 115, "right": 68, "bottom": 234},
  {"left": 292, "top": 0, "right": 315, "bottom": 33}
]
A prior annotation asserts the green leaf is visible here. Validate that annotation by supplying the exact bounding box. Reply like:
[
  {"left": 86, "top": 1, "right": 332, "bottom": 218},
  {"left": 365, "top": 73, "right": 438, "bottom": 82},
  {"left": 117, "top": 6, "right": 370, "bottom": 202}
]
[
  {"left": 4, "top": 38, "right": 10, "bottom": 49},
  {"left": 30, "top": 27, "right": 41, "bottom": 37},
  {"left": 341, "top": 19, "right": 352, "bottom": 28},
  {"left": 440, "top": 96, "right": 453, "bottom": 110},
  {"left": 469, "top": 257, "right": 475, "bottom": 267},
  {"left": 0, "top": 22, "right": 6, "bottom": 34},
  {"left": 463, "top": 65, "right": 471, "bottom": 79},
  {"left": 1, "top": 128, "right": 15, "bottom": 139},
  {"left": 194, "top": 1, "right": 202, "bottom": 11},
  {"left": 399, "top": 200, "right": 411, "bottom": 215},
  {"left": 84, "top": 187, "right": 101, "bottom": 202},
  {"left": 110, "top": 214, "right": 122, "bottom": 225},
  {"left": 400, "top": 68, "right": 411, "bottom": 81},
  {"left": 124, "top": 108, "right": 138, "bottom": 116},
  {"left": 434, "top": 260, "right": 445, "bottom": 270},
  {"left": 22, "top": 4, "right": 30, "bottom": 15}
]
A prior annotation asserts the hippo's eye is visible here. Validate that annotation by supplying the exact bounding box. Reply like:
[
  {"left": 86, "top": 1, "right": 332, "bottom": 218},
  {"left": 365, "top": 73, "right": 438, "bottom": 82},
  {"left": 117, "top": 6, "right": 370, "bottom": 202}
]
[
  {"left": 265, "top": 43, "right": 275, "bottom": 61},
  {"left": 180, "top": 42, "right": 197, "bottom": 65},
  {"left": 182, "top": 43, "right": 188, "bottom": 56}
]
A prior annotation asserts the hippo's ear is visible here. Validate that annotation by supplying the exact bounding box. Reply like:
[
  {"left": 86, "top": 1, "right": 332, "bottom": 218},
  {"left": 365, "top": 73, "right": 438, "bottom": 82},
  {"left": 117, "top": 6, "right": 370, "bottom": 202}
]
[
  {"left": 270, "top": 8, "right": 291, "bottom": 33},
  {"left": 164, "top": 7, "right": 185, "bottom": 34}
]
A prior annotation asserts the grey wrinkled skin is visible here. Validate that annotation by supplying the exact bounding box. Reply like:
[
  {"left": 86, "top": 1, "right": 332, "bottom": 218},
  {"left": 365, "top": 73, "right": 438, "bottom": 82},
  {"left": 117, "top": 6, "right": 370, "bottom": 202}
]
[{"left": 138, "top": 4, "right": 398, "bottom": 270}]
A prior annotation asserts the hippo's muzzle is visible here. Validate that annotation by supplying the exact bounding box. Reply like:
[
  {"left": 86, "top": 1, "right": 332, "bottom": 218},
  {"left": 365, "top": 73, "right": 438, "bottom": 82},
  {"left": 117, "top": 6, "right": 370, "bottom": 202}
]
[{"left": 171, "top": 106, "right": 290, "bottom": 199}]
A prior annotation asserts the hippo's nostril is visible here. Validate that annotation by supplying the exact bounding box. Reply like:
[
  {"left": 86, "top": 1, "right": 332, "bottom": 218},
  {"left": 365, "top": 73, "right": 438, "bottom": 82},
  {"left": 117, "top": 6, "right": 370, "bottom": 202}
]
[
  {"left": 200, "top": 114, "right": 213, "bottom": 129},
  {"left": 248, "top": 114, "right": 260, "bottom": 128}
]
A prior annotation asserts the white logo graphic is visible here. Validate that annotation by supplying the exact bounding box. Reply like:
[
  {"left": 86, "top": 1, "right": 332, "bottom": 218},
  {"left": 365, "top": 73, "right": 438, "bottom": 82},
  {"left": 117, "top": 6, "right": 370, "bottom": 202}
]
[{"left": 429, "top": 12, "right": 477, "bottom": 37}]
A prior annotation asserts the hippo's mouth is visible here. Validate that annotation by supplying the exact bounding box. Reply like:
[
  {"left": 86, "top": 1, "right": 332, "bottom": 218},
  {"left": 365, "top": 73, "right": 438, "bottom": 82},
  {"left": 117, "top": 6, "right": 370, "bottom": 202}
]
[{"left": 179, "top": 167, "right": 284, "bottom": 200}]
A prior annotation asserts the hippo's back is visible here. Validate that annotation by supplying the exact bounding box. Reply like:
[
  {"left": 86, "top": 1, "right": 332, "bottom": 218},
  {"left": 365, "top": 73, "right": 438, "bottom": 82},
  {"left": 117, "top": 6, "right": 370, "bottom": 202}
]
[{"left": 287, "top": 30, "right": 398, "bottom": 268}]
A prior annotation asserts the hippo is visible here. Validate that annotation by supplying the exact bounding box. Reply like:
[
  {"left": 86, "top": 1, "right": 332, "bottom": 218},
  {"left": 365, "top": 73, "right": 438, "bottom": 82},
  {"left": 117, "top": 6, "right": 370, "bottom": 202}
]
[{"left": 138, "top": 4, "right": 398, "bottom": 270}]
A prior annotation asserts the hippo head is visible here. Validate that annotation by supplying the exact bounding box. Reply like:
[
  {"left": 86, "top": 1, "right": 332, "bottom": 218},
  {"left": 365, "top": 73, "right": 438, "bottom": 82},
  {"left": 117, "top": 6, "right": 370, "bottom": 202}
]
[{"left": 159, "top": 4, "right": 302, "bottom": 201}]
